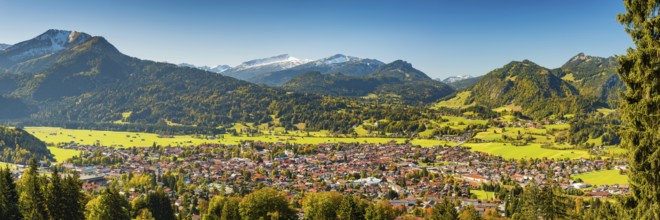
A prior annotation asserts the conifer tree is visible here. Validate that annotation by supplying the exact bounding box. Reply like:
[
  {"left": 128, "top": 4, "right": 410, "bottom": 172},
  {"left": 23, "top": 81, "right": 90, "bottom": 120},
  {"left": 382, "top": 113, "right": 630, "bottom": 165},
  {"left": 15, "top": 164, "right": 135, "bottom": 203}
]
[
  {"left": 145, "top": 188, "right": 175, "bottom": 220},
  {"left": 46, "top": 166, "right": 66, "bottom": 220},
  {"left": 19, "top": 158, "right": 49, "bottom": 220},
  {"left": 63, "top": 172, "right": 86, "bottom": 220},
  {"left": 617, "top": 0, "right": 660, "bottom": 218},
  {"left": 0, "top": 167, "right": 21, "bottom": 220}
]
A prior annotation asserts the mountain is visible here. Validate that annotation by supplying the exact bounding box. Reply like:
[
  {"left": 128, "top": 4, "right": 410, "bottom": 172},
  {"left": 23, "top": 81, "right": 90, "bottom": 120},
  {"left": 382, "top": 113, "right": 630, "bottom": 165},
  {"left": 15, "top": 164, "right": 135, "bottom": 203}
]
[
  {"left": 282, "top": 60, "right": 454, "bottom": 103},
  {"left": 0, "top": 29, "right": 91, "bottom": 70},
  {"left": 556, "top": 53, "right": 623, "bottom": 105},
  {"left": 221, "top": 54, "right": 309, "bottom": 80},
  {"left": 369, "top": 60, "right": 431, "bottom": 81},
  {"left": 0, "top": 126, "right": 52, "bottom": 163},
  {"left": 468, "top": 60, "right": 592, "bottom": 118},
  {"left": 0, "top": 43, "right": 10, "bottom": 50},
  {"left": 248, "top": 54, "right": 384, "bottom": 86},
  {"left": 0, "top": 30, "right": 427, "bottom": 134},
  {"left": 178, "top": 63, "right": 231, "bottom": 73},
  {"left": 442, "top": 75, "right": 483, "bottom": 90}
]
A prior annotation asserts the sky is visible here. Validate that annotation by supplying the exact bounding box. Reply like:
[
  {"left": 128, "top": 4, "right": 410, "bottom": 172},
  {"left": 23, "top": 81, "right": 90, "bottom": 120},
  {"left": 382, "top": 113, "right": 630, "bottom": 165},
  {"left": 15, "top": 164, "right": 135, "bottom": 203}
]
[{"left": 0, "top": 0, "right": 632, "bottom": 79}]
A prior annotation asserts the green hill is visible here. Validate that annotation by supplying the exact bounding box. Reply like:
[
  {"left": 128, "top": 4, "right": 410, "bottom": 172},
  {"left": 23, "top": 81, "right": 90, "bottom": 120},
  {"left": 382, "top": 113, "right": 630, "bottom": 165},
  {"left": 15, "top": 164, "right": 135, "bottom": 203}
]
[
  {"left": 557, "top": 53, "right": 624, "bottom": 105},
  {"left": 468, "top": 60, "right": 598, "bottom": 118},
  {"left": 0, "top": 126, "right": 52, "bottom": 163}
]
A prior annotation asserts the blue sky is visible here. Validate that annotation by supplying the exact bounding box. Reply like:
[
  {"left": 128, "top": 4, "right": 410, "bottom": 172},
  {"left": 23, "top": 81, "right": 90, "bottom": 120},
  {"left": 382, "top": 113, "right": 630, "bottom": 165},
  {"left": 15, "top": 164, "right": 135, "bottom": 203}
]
[{"left": 0, "top": 0, "right": 631, "bottom": 79}]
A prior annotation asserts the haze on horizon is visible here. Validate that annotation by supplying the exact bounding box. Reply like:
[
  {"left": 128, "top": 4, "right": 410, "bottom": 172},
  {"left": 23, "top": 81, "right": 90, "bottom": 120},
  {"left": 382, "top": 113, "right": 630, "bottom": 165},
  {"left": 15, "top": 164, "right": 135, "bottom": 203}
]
[{"left": 0, "top": 0, "right": 631, "bottom": 79}]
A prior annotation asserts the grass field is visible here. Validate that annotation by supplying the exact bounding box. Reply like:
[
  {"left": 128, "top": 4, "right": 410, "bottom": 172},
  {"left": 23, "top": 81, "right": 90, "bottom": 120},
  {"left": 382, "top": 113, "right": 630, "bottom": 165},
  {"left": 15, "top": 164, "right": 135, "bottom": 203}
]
[
  {"left": 492, "top": 104, "right": 522, "bottom": 113},
  {"left": 561, "top": 73, "right": 575, "bottom": 82},
  {"left": 471, "top": 190, "right": 496, "bottom": 200},
  {"left": 474, "top": 127, "right": 552, "bottom": 143},
  {"left": 48, "top": 146, "right": 81, "bottom": 163},
  {"left": 597, "top": 108, "right": 616, "bottom": 116},
  {"left": 434, "top": 91, "right": 474, "bottom": 109},
  {"left": 25, "top": 127, "right": 452, "bottom": 148},
  {"left": 434, "top": 116, "right": 488, "bottom": 130},
  {"left": 572, "top": 169, "right": 629, "bottom": 186},
  {"left": 462, "top": 142, "right": 591, "bottom": 159}
]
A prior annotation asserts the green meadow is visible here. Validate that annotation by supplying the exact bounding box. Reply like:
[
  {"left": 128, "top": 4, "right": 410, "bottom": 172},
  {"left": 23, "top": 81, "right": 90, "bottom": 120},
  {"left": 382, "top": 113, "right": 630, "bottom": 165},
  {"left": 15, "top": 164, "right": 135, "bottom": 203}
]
[
  {"left": 47, "top": 146, "right": 82, "bottom": 163},
  {"left": 572, "top": 169, "right": 629, "bottom": 186},
  {"left": 434, "top": 91, "right": 474, "bottom": 109},
  {"left": 25, "top": 126, "right": 452, "bottom": 149},
  {"left": 471, "top": 190, "right": 496, "bottom": 200},
  {"left": 462, "top": 142, "right": 591, "bottom": 159}
]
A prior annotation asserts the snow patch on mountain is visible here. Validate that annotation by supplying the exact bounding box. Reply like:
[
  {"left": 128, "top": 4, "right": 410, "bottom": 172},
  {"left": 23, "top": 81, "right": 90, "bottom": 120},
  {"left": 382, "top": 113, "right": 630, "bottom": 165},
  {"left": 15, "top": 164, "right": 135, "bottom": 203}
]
[
  {"left": 232, "top": 54, "right": 309, "bottom": 71},
  {"left": 314, "top": 54, "right": 359, "bottom": 65},
  {"left": 442, "top": 75, "right": 473, "bottom": 83},
  {"left": 6, "top": 29, "right": 91, "bottom": 62}
]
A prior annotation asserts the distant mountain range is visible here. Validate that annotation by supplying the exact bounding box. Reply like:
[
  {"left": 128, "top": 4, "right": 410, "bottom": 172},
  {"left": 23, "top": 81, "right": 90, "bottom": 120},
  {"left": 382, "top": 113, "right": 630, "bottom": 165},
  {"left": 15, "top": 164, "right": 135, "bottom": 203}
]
[
  {"left": 181, "top": 54, "right": 386, "bottom": 86},
  {"left": 0, "top": 43, "right": 10, "bottom": 50},
  {"left": 282, "top": 60, "right": 454, "bottom": 103}
]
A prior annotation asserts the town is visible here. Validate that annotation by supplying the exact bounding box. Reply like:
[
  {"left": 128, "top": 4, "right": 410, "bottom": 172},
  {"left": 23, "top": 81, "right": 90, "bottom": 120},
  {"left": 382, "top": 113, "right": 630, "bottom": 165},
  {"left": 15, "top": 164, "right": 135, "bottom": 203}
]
[{"left": 25, "top": 140, "right": 628, "bottom": 218}]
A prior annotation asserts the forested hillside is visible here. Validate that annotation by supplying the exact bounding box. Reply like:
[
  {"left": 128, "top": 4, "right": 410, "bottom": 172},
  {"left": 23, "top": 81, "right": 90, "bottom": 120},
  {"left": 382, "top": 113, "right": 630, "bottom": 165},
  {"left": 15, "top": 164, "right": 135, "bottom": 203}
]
[
  {"left": 282, "top": 60, "right": 454, "bottom": 103},
  {"left": 0, "top": 126, "right": 51, "bottom": 163}
]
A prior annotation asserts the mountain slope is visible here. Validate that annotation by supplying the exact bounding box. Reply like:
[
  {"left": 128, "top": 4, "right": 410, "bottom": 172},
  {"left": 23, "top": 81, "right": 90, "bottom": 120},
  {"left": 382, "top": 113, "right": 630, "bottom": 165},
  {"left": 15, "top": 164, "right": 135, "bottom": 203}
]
[
  {"left": 0, "top": 44, "right": 10, "bottom": 50},
  {"left": 0, "top": 126, "right": 52, "bottom": 163},
  {"left": 557, "top": 53, "right": 623, "bottom": 105},
  {"left": 282, "top": 60, "right": 454, "bottom": 103},
  {"left": 178, "top": 63, "right": 231, "bottom": 73},
  {"left": 468, "top": 60, "right": 592, "bottom": 118},
  {"left": 248, "top": 54, "right": 384, "bottom": 86}
]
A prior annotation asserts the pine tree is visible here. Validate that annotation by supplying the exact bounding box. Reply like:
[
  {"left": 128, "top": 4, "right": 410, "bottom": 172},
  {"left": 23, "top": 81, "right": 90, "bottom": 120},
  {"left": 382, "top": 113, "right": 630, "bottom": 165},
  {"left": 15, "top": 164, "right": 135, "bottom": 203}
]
[
  {"left": 85, "top": 187, "right": 131, "bottom": 220},
  {"left": 616, "top": 0, "right": 660, "bottom": 218},
  {"left": 63, "top": 172, "right": 86, "bottom": 220},
  {"left": 220, "top": 197, "right": 241, "bottom": 220},
  {"left": 0, "top": 167, "right": 22, "bottom": 220},
  {"left": 337, "top": 195, "right": 365, "bottom": 220},
  {"left": 46, "top": 166, "right": 66, "bottom": 220},
  {"left": 19, "top": 158, "right": 49, "bottom": 220},
  {"left": 145, "top": 188, "right": 175, "bottom": 220}
]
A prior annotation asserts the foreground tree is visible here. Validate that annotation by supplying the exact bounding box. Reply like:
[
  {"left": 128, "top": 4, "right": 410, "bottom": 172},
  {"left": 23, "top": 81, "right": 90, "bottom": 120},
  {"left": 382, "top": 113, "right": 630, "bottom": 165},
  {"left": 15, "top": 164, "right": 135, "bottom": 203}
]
[
  {"left": 458, "top": 205, "right": 481, "bottom": 220},
  {"left": 302, "top": 191, "right": 344, "bottom": 220},
  {"left": 337, "top": 195, "right": 365, "bottom": 220},
  {"left": 0, "top": 166, "right": 21, "bottom": 220},
  {"left": 427, "top": 199, "right": 457, "bottom": 220},
  {"left": 18, "top": 158, "right": 49, "bottom": 220},
  {"left": 238, "top": 188, "right": 295, "bottom": 220},
  {"left": 617, "top": 0, "right": 660, "bottom": 218},
  {"left": 63, "top": 172, "right": 86, "bottom": 220},
  {"left": 145, "top": 188, "right": 175, "bottom": 220},
  {"left": 85, "top": 187, "right": 131, "bottom": 220},
  {"left": 46, "top": 167, "right": 66, "bottom": 220}
]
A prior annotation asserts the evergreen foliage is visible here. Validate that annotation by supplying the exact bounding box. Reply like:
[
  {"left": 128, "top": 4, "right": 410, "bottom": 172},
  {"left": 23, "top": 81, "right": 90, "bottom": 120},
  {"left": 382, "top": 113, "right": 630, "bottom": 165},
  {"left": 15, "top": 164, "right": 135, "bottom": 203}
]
[{"left": 616, "top": 0, "right": 660, "bottom": 218}]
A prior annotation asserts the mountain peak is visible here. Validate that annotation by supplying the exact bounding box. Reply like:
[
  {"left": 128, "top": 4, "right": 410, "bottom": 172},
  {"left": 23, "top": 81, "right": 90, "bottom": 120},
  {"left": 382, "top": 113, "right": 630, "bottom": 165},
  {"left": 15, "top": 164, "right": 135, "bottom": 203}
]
[
  {"left": 370, "top": 60, "right": 431, "bottom": 81},
  {"left": 319, "top": 54, "right": 355, "bottom": 64},
  {"left": 3, "top": 29, "right": 92, "bottom": 62},
  {"left": 569, "top": 52, "right": 590, "bottom": 62}
]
